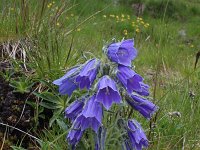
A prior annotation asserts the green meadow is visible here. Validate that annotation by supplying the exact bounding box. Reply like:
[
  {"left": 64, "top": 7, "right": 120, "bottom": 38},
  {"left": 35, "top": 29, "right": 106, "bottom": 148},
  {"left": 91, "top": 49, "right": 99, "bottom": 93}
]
[{"left": 0, "top": 0, "right": 200, "bottom": 149}]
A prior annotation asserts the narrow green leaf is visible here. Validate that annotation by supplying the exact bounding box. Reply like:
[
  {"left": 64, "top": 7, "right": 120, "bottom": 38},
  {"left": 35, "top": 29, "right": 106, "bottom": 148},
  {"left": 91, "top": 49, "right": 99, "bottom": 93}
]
[
  {"left": 39, "top": 101, "right": 61, "bottom": 109},
  {"left": 34, "top": 91, "right": 61, "bottom": 104}
]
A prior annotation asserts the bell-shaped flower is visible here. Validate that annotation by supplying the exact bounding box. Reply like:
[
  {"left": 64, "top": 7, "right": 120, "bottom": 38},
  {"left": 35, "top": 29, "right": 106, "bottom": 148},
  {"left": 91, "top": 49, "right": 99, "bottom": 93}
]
[
  {"left": 96, "top": 75, "right": 121, "bottom": 110},
  {"left": 76, "top": 59, "right": 100, "bottom": 90},
  {"left": 67, "top": 121, "right": 83, "bottom": 148},
  {"left": 53, "top": 66, "right": 80, "bottom": 96},
  {"left": 74, "top": 95, "right": 102, "bottom": 132},
  {"left": 107, "top": 39, "right": 137, "bottom": 67},
  {"left": 65, "top": 99, "right": 85, "bottom": 121},
  {"left": 126, "top": 119, "right": 148, "bottom": 150},
  {"left": 117, "top": 65, "right": 144, "bottom": 94},
  {"left": 126, "top": 94, "right": 158, "bottom": 120},
  {"left": 137, "top": 83, "right": 150, "bottom": 96}
]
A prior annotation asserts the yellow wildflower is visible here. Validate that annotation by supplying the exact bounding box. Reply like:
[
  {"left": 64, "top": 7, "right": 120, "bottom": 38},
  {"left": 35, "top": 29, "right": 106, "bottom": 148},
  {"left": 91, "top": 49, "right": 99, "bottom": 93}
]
[
  {"left": 136, "top": 28, "right": 140, "bottom": 33},
  {"left": 141, "top": 21, "right": 145, "bottom": 24},
  {"left": 110, "top": 14, "right": 115, "bottom": 18},
  {"left": 76, "top": 28, "right": 81, "bottom": 32},
  {"left": 116, "top": 16, "right": 119, "bottom": 21},
  {"left": 190, "top": 44, "right": 194, "bottom": 48},
  {"left": 48, "top": 3, "right": 52, "bottom": 8},
  {"left": 56, "top": 22, "right": 60, "bottom": 26},
  {"left": 71, "top": 14, "right": 74, "bottom": 17},
  {"left": 121, "top": 18, "right": 125, "bottom": 22},
  {"left": 121, "top": 14, "right": 125, "bottom": 18},
  {"left": 103, "top": 15, "right": 107, "bottom": 18},
  {"left": 123, "top": 29, "right": 128, "bottom": 36}
]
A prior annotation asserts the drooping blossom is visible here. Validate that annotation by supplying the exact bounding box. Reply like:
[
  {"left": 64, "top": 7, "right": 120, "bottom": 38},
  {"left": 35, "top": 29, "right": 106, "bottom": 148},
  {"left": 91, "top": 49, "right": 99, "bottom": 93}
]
[
  {"left": 137, "top": 83, "right": 150, "bottom": 96},
  {"left": 126, "top": 119, "right": 148, "bottom": 150},
  {"left": 65, "top": 99, "right": 85, "bottom": 121},
  {"left": 107, "top": 39, "right": 137, "bottom": 67},
  {"left": 117, "top": 65, "right": 144, "bottom": 94},
  {"left": 53, "top": 66, "right": 80, "bottom": 96},
  {"left": 67, "top": 121, "right": 83, "bottom": 149},
  {"left": 76, "top": 59, "right": 100, "bottom": 90},
  {"left": 126, "top": 94, "right": 158, "bottom": 120},
  {"left": 74, "top": 95, "right": 102, "bottom": 132},
  {"left": 96, "top": 75, "right": 121, "bottom": 110}
]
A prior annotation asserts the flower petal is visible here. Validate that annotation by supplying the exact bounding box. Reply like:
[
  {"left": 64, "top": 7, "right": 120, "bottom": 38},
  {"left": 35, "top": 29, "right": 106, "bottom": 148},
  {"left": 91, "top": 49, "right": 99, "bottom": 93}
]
[
  {"left": 96, "top": 76, "right": 121, "bottom": 110},
  {"left": 76, "top": 59, "right": 100, "bottom": 90},
  {"left": 107, "top": 39, "right": 137, "bottom": 66}
]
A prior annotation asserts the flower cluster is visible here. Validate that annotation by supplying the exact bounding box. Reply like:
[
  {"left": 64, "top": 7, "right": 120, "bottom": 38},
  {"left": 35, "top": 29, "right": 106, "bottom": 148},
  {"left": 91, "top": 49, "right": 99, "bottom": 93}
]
[
  {"left": 102, "top": 14, "right": 150, "bottom": 36},
  {"left": 47, "top": 1, "right": 55, "bottom": 8},
  {"left": 53, "top": 39, "right": 158, "bottom": 149}
]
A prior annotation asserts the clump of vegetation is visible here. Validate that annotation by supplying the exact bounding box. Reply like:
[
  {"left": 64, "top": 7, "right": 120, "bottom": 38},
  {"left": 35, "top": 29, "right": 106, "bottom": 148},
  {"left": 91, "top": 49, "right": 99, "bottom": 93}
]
[
  {"left": 144, "top": 0, "right": 200, "bottom": 21},
  {"left": 102, "top": 14, "right": 150, "bottom": 36}
]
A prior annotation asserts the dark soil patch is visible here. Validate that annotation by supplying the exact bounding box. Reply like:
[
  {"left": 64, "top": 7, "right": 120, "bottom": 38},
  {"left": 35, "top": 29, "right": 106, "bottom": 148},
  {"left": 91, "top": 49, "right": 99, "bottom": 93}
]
[
  {"left": 0, "top": 40, "right": 54, "bottom": 149},
  {"left": 0, "top": 75, "right": 35, "bottom": 148},
  {"left": 0, "top": 60, "right": 39, "bottom": 149}
]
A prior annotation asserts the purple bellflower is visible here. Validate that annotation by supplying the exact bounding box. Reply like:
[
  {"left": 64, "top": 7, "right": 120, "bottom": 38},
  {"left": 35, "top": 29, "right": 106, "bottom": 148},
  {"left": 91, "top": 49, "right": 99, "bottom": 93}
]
[
  {"left": 117, "top": 65, "right": 144, "bottom": 94},
  {"left": 67, "top": 121, "right": 83, "bottom": 148},
  {"left": 126, "top": 94, "right": 158, "bottom": 120},
  {"left": 74, "top": 95, "right": 102, "bottom": 133},
  {"left": 137, "top": 83, "right": 150, "bottom": 96},
  {"left": 96, "top": 75, "right": 121, "bottom": 110},
  {"left": 53, "top": 66, "right": 80, "bottom": 96},
  {"left": 107, "top": 39, "right": 137, "bottom": 67},
  {"left": 126, "top": 119, "right": 148, "bottom": 150},
  {"left": 65, "top": 99, "right": 85, "bottom": 122},
  {"left": 76, "top": 59, "right": 100, "bottom": 90}
]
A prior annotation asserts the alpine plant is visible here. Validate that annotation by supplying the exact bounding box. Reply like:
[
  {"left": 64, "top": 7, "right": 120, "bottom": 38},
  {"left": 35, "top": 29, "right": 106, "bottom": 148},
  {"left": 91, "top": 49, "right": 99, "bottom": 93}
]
[{"left": 53, "top": 39, "right": 158, "bottom": 150}]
